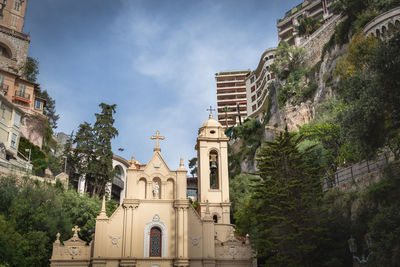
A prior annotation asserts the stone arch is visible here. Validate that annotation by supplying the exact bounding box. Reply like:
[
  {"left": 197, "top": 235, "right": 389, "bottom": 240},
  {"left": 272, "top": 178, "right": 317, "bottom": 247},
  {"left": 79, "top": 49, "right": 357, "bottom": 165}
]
[
  {"left": 138, "top": 177, "right": 147, "bottom": 199},
  {"left": 144, "top": 215, "right": 168, "bottom": 257},
  {"left": 212, "top": 212, "right": 221, "bottom": 223},
  {"left": 0, "top": 41, "right": 14, "bottom": 59},
  {"left": 382, "top": 25, "right": 387, "bottom": 35},
  {"left": 376, "top": 28, "right": 381, "bottom": 38},
  {"left": 111, "top": 165, "right": 125, "bottom": 201},
  {"left": 388, "top": 22, "right": 395, "bottom": 36},
  {"left": 209, "top": 149, "right": 219, "bottom": 189},
  {"left": 152, "top": 177, "right": 162, "bottom": 199},
  {"left": 166, "top": 178, "right": 174, "bottom": 199}
]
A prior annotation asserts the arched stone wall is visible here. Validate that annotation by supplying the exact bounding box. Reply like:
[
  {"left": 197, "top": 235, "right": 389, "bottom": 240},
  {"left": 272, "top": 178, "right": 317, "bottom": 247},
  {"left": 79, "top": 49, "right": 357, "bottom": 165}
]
[{"left": 364, "top": 6, "right": 400, "bottom": 39}]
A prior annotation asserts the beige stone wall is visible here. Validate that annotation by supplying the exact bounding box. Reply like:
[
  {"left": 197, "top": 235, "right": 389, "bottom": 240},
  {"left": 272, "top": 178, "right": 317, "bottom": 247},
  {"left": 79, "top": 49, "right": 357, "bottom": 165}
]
[{"left": 0, "top": 30, "right": 29, "bottom": 74}]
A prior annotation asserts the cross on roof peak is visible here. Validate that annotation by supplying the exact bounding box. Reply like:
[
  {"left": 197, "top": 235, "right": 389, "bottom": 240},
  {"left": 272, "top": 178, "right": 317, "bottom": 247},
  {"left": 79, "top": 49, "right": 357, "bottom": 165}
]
[
  {"left": 71, "top": 225, "right": 80, "bottom": 241},
  {"left": 151, "top": 130, "right": 165, "bottom": 152},
  {"left": 206, "top": 105, "right": 216, "bottom": 119}
]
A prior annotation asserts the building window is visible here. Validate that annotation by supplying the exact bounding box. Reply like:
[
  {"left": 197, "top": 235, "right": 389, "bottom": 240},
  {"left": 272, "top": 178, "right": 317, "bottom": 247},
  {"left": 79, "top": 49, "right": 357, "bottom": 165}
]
[
  {"left": 252, "top": 104, "right": 256, "bottom": 111},
  {"left": 10, "top": 133, "right": 17, "bottom": 148},
  {"left": 213, "top": 215, "right": 218, "bottom": 223},
  {"left": 13, "top": 112, "right": 20, "bottom": 127},
  {"left": 252, "top": 95, "right": 256, "bottom": 102},
  {"left": 34, "top": 99, "right": 43, "bottom": 110},
  {"left": 11, "top": 15, "right": 18, "bottom": 28},
  {"left": 250, "top": 76, "right": 255, "bottom": 83},
  {"left": 251, "top": 86, "right": 255, "bottom": 92},
  {"left": 150, "top": 227, "right": 162, "bottom": 257},
  {"left": 14, "top": 0, "right": 21, "bottom": 11}
]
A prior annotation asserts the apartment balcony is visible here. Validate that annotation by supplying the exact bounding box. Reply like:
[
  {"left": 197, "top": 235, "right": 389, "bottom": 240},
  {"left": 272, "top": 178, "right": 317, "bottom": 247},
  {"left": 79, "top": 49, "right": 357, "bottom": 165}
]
[
  {"left": 13, "top": 90, "right": 30, "bottom": 103},
  {"left": 0, "top": 83, "right": 8, "bottom": 95}
]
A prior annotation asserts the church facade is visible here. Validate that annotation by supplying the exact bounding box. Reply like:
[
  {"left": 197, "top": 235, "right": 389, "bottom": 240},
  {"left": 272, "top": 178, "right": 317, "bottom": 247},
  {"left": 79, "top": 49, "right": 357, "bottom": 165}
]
[{"left": 50, "top": 115, "right": 255, "bottom": 267}]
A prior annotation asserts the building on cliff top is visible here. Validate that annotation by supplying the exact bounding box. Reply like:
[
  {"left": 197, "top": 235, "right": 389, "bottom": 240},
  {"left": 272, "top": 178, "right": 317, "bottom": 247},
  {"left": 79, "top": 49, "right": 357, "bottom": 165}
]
[
  {"left": 0, "top": 0, "right": 47, "bottom": 148},
  {"left": 50, "top": 115, "right": 255, "bottom": 267},
  {"left": 277, "top": 0, "right": 335, "bottom": 46}
]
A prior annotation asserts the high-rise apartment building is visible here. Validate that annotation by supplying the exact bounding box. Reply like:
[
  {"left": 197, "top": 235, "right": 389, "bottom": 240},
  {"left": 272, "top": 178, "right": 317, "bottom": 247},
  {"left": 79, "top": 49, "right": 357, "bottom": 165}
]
[
  {"left": 0, "top": 0, "right": 46, "bottom": 149},
  {"left": 245, "top": 48, "right": 276, "bottom": 121},
  {"left": 215, "top": 70, "right": 249, "bottom": 128},
  {"left": 277, "top": 0, "right": 334, "bottom": 46}
]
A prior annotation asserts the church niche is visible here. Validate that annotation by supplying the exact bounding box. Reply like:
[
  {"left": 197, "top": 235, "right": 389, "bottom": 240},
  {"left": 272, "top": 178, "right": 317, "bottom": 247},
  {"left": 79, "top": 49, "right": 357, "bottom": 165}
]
[{"left": 209, "top": 150, "right": 219, "bottom": 189}]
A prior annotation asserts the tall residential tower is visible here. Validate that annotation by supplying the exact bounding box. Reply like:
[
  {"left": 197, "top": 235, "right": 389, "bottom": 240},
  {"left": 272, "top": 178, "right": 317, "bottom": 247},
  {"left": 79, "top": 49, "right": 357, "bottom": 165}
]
[{"left": 215, "top": 70, "right": 249, "bottom": 128}]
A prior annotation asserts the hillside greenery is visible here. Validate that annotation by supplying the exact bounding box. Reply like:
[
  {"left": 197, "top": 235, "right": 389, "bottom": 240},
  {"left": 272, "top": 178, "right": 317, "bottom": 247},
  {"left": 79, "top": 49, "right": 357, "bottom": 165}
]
[
  {"left": 0, "top": 176, "right": 117, "bottom": 266},
  {"left": 230, "top": 5, "right": 400, "bottom": 266}
]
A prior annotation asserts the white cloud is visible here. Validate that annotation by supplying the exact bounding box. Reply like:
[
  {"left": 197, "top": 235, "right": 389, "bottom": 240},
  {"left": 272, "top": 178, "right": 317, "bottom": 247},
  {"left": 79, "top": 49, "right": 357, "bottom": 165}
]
[{"left": 108, "top": 1, "right": 277, "bottom": 167}]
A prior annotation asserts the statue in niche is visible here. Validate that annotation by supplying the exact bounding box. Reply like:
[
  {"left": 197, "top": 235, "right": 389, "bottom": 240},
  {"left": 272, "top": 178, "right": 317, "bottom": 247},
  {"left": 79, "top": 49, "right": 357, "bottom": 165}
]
[{"left": 153, "top": 182, "right": 160, "bottom": 198}]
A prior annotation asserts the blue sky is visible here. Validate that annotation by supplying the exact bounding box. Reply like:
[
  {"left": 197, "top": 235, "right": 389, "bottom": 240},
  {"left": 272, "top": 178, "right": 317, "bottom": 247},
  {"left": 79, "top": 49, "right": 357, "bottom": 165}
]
[{"left": 24, "top": 0, "right": 298, "bottom": 168}]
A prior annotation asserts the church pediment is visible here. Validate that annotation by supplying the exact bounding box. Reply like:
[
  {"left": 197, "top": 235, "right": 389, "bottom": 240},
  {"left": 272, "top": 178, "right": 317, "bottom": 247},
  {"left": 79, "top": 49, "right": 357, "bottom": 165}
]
[{"left": 142, "top": 151, "right": 172, "bottom": 176}]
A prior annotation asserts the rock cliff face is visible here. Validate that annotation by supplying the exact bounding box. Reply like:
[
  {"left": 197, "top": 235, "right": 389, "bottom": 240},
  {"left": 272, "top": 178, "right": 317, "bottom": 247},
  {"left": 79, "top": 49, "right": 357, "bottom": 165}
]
[
  {"left": 229, "top": 39, "right": 348, "bottom": 176},
  {"left": 269, "top": 42, "right": 347, "bottom": 132}
]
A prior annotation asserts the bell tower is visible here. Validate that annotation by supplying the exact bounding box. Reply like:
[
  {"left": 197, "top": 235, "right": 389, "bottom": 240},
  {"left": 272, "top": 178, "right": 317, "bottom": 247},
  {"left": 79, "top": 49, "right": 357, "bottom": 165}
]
[{"left": 196, "top": 113, "right": 231, "bottom": 224}]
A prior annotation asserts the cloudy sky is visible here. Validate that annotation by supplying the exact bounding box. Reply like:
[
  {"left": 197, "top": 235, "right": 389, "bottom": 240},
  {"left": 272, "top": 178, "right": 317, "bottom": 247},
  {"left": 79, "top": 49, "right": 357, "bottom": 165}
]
[{"left": 24, "top": 0, "right": 297, "bottom": 168}]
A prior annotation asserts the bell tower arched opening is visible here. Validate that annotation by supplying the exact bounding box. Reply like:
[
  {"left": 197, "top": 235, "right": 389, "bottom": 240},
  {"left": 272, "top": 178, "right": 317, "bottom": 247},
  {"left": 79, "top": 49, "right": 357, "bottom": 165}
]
[{"left": 209, "top": 150, "right": 219, "bottom": 189}]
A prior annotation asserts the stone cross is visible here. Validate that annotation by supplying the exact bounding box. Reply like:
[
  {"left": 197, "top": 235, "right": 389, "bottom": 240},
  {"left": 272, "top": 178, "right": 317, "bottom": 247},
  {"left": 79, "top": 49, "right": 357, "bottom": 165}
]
[
  {"left": 72, "top": 225, "right": 80, "bottom": 241},
  {"left": 151, "top": 130, "right": 165, "bottom": 151}
]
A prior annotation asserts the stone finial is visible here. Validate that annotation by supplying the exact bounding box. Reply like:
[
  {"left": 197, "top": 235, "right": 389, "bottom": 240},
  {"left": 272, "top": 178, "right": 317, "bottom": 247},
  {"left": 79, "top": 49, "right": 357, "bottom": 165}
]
[
  {"left": 205, "top": 200, "right": 210, "bottom": 215},
  {"left": 97, "top": 195, "right": 108, "bottom": 219},
  {"left": 178, "top": 157, "right": 186, "bottom": 171},
  {"left": 55, "top": 232, "right": 61, "bottom": 244}
]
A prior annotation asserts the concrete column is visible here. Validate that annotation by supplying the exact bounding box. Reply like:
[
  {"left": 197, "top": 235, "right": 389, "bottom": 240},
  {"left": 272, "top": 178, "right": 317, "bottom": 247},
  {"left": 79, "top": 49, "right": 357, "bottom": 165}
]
[{"left": 78, "top": 175, "right": 86, "bottom": 194}]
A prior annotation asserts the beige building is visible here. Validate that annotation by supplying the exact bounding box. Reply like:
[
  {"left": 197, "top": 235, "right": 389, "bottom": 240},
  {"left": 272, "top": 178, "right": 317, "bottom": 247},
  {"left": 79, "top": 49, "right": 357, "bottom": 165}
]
[
  {"left": 50, "top": 116, "right": 255, "bottom": 267},
  {"left": 245, "top": 48, "right": 276, "bottom": 121},
  {"left": 215, "top": 71, "right": 249, "bottom": 128},
  {"left": 277, "top": 0, "right": 334, "bottom": 46},
  {"left": 0, "top": 0, "right": 47, "bottom": 148},
  {"left": 0, "top": 91, "right": 23, "bottom": 162}
]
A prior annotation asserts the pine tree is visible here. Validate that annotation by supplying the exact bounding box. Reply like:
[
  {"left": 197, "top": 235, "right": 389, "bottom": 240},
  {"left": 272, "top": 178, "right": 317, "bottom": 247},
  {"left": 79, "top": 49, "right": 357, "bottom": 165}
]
[
  {"left": 237, "top": 131, "right": 323, "bottom": 266},
  {"left": 91, "top": 103, "right": 118, "bottom": 196}
]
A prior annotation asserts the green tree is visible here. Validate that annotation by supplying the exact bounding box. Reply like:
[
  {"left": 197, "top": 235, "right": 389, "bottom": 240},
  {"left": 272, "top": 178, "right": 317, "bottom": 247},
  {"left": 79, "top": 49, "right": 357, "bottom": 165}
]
[
  {"left": 222, "top": 106, "right": 230, "bottom": 127},
  {"left": 297, "top": 16, "right": 322, "bottom": 37},
  {"left": 337, "top": 31, "right": 400, "bottom": 159},
  {"left": 22, "top": 57, "right": 39, "bottom": 82},
  {"left": 236, "top": 131, "right": 323, "bottom": 266},
  {"left": 188, "top": 157, "right": 197, "bottom": 177},
  {"left": 36, "top": 89, "right": 60, "bottom": 130}
]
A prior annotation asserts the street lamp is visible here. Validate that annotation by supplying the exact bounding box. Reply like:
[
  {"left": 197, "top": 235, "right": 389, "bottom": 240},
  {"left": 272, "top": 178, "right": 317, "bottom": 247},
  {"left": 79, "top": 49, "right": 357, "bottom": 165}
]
[{"left": 348, "top": 234, "right": 373, "bottom": 265}]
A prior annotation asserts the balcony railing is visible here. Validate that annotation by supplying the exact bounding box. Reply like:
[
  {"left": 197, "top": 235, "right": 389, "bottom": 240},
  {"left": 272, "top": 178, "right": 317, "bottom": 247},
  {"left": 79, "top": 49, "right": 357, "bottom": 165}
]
[{"left": 14, "top": 90, "right": 30, "bottom": 101}]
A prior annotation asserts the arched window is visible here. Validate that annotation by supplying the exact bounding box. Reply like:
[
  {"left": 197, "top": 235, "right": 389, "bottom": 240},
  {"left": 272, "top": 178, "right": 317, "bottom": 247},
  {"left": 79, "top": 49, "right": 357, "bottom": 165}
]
[
  {"left": 209, "top": 150, "right": 219, "bottom": 189},
  {"left": 213, "top": 215, "right": 218, "bottom": 223},
  {"left": 0, "top": 43, "right": 11, "bottom": 59},
  {"left": 150, "top": 227, "right": 162, "bottom": 257}
]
